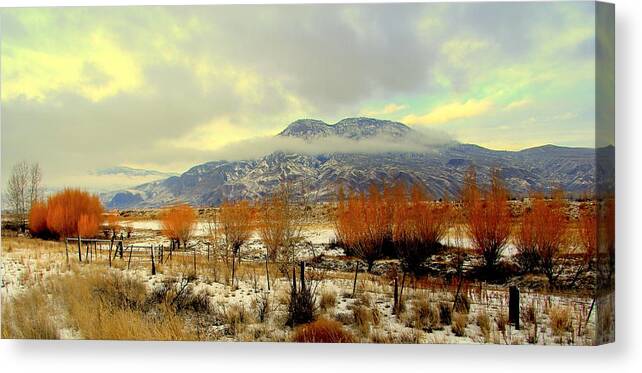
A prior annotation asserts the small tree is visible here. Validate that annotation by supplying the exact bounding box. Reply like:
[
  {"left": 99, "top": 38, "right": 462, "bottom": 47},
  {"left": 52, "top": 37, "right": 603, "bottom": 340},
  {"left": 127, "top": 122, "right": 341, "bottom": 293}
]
[
  {"left": 218, "top": 199, "right": 255, "bottom": 287},
  {"left": 6, "top": 162, "right": 42, "bottom": 231},
  {"left": 258, "top": 184, "right": 305, "bottom": 291},
  {"left": 335, "top": 184, "right": 390, "bottom": 296},
  {"left": 160, "top": 204, "right": 197, "bottom": 259},
  {"left": 462, "top": 167, "right": 511, "bottom": 275},
  {"left": 516, "top": 192, "right": 568, "bottom": 283},
  {"left": 393, "top": 183, "right": 451, "bottom": 276}
]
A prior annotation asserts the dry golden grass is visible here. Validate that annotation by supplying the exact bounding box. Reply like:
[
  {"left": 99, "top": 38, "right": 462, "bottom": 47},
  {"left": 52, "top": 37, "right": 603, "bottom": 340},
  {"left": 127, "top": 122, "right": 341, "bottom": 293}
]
[
  {"left": 476, "top": 310, "right": 491, "bottom": 342},
  {"left": 451, "top": 312, "right": 468, "bottom": 337},
  {"left": 549, "top": 306, "right": 573, "bottom": 343},
  {"left": 411, "top": 297, "right": 440, "bottom": 331},
  {"left": 2, "top": 264, "right": 197, "bottom": 341},
  {"left": 318, "top": 289, "right": 337, "bottom": 311},
  {"left": 1, "top": 286, "right": 59, "bottom": 339}
]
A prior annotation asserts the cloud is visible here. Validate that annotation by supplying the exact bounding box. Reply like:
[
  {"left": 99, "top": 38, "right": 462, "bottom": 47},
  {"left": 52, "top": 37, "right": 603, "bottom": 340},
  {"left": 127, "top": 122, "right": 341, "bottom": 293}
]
[
  {"left": 1, "top": 3, "right": 599, "bottom": 190},
  {"left": 504, "top": 99, "right": 532, "bottom": 111},
  {"left": 402, "top": 99, "right": 493, "bottom": 126},
  {"left": 201, "top": 130, "right": 455, "bottom": 162},
  {"left": 361, "top": 103, "right": 408, "bottom": 116}
]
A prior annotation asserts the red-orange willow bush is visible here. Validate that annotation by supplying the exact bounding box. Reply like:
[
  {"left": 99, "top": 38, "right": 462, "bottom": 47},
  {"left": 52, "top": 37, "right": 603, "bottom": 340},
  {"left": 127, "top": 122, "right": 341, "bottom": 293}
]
[
  {"left": 335, "top": 184, "right": 391, "bottom": 272},
  {"left": 461, "top": 168, "right": 511, "bottom": 273},
  {"left": 392, "top": 183, "right": 452, "bottom": 275},
  {"left": 336, "top": 181, "right": 452, "bottom": 295},
  {"left": 515, "top": 192, "right": 568, "bottom": 281},
  {"left": 28, "top": 201, "right": 51, "bottom": 238},
  {"left": 46, "top": 188, "right": 104, "bottom": 239},
  {"left": 160, "top": 204, "right": 196, "bottom": 250}
]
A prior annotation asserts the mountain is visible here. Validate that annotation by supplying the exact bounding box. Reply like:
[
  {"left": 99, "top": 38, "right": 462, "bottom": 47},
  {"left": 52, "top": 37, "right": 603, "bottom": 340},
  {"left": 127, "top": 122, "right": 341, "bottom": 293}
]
[
  {"left": 102, "top": 117, "right": 604, "bottom": 209},
  {"left": 279, "top": 117, "right": 411, "bottom": 140},
  {"left": 93, "top": 166, "right": 179, "bottom": 179}
]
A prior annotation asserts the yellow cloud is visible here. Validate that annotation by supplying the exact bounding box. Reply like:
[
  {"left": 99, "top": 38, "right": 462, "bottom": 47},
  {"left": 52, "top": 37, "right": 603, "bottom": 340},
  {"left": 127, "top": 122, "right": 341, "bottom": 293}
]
[
  {"left": 362, "top": 103, "right": 408, "bottom": 116},
  {"left": 504, "top": 98, "right": 532, "bottom": 111},
  {"left": 403, "top": 99, "right": 493, "bottom": 125},
  {"left": 165, "top": 118, "right": 262, "bottom": 151},
  {"left": 2, "top": 28, "right": 142, "bottom": 102}
]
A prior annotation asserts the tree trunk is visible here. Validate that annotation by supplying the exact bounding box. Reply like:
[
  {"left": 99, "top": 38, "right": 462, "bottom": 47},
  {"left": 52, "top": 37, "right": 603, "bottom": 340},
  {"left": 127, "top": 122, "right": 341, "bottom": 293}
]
[
  {"left": 231, "top": 253, "right": 236, "bottom": 288},
  {"left": 399, "top": 271, "right": 407, "bottom": 306},
  {"left": 300, "top": 261, "right": 306, "bottom": 292},
  {"left": 393, "top": 276, "right": 399, "bottom": 315}
]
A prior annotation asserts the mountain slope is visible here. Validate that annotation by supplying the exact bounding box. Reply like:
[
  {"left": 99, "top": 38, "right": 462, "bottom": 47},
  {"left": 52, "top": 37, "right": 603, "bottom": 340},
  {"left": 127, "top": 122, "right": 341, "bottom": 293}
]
[{"left": 102, "top": 118, "right": 600, "bottom": 208}]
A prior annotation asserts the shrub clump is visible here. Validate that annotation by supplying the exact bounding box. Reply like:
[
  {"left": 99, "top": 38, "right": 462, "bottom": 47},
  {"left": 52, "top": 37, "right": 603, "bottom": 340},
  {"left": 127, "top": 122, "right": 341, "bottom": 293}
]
[
  {"left": 476, "top": 311, "right": 491, "bottom": 342},
  {"left": 439, "top": 302, "right": 452, "bottom": 326},
  {"left": 412, "top": 298, "right": 441, "bottom": 331},
  {"left": 452, "top": 312, "right": 468, "bottom": 337},
  {"left": 292, "top": 319, "right": 355, "bottom": 343},
  {"left": 549, "top": 306, "right": 573, "bottom": 343},
  {"left": 1, "top": 287, "right": 59, "bottom": 339},
  {"left": 318, "top": 290, "right": 337, "bottom": 311}
]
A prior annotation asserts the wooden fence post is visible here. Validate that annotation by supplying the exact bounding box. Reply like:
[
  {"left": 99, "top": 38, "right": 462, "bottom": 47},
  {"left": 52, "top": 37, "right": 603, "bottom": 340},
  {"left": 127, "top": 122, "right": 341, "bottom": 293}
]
[
  {"left": 108, "top": 237, "right": 113, "bottom": 267},
  {"left": 509, "top": 285, "right": 520, "bottom": 330},
  {"left": 127, "top": 245, "right": 133, "bottom": 270},
  {"left": 150, "top": 244, "right": 156, "bottom": 275},
  {"left": 64, "top": 238, "right": 70, "bottom": 266},
  {"left": 77, "top": 235, "right": 82, "bottom": 262}
]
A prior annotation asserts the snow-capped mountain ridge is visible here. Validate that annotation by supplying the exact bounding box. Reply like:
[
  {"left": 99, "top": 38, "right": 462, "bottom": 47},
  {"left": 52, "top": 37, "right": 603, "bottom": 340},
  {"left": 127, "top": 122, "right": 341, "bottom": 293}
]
[{"left": 102, "top": 117, "right": 608, "bottom": 209}]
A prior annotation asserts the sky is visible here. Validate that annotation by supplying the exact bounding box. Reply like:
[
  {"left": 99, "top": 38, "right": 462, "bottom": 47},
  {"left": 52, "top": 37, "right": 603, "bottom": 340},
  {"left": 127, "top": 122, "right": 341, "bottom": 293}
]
[{"left": 0, "top": 2, "right": 604, "bottom": 191}]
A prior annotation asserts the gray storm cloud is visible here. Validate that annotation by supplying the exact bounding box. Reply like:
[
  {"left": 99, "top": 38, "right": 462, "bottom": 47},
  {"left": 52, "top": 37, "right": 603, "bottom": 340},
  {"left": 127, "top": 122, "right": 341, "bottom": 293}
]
[
  {"left": 204, "top": 128, "right": 455, "bottom": 162},
  {"left": 1, "top": 3, "right": 596, "bottom": 190}
]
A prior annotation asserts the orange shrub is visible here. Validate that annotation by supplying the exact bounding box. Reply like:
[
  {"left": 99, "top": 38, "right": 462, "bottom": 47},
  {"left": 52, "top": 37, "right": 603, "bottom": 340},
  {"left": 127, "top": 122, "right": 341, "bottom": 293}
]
[
  {"left": 392, "top": 183, "right": 452, "bottom": 274},
  {"left": 160, "top": 204, "right": 196, "bottom": 248},
  {"left": 578, "top": 209, "right": 597, "bottom": 259},
  {"left": 106, "top": 212, "right": 121, "bottom": 237},
  {"left": 291, "top": 319, "right": 355, "bottom": 343},
  {"left": 78, "top": 214, "right": 100, "bottom": 238},
  {"left": 28, "top": 201, "right": 51, "bottom": 238},
  {"left": 218, "top": 200, "right": 255, "bottom": 254},
  {"left": 335, "top": 184, "right": 391, "bottom": 271},
  {"left": 462, "top": 168, "right": 511, "bottom": 272},
  {"left": 46, "top": 188, "right": 104, "bottom": 238},
  {"left": 516, "top": 192, "right": 568, "bottom": 280}
]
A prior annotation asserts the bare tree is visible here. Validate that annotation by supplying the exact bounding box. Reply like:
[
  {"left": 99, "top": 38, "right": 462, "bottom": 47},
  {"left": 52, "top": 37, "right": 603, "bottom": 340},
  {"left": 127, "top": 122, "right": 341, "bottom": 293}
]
[
  {"left": 218, "top": 199, "right": 255, "bottom": 287},
  {"left": 29, "top": 163, "right": 43, "bottom": 207},
  {"left": 258, "top": 182, "right": 306, "bottom": 290},
  {"left": 6, "top": 162, "right": 42, "bottom": 232}
]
